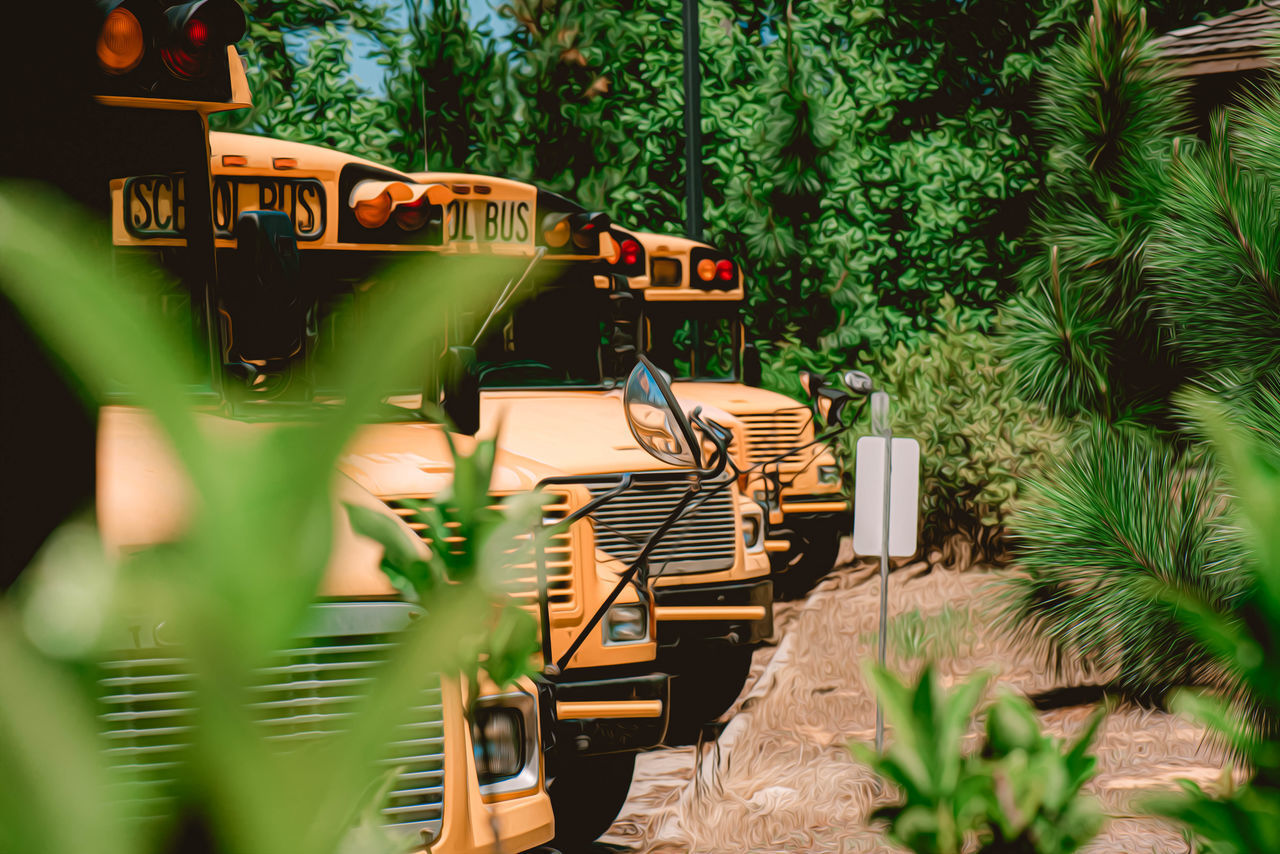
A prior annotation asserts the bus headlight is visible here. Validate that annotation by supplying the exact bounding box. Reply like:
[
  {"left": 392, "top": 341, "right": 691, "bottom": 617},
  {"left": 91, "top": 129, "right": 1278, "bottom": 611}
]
[
  {"left": 603, "top": 603, "right": 648, "bottom": 643},
  {"left": 472, "top": 694, "right": 539, "bottom": 798},
  {"left": 742, "top": 514, "right": 762, "bottom": 551},
  {"left": 473, "top": 707, "right": 524, "bottom": 783},
  {"left": 818, "top": 465, "right": 840, "bottom": 485}
]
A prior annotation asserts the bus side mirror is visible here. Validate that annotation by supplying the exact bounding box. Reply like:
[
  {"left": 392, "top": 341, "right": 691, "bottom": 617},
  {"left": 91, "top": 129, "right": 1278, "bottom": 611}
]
[
  {"left": 225, "top": 211, "right": 307, "bottom": 384},
  {"left": 742, "top": 343, "right": 762, "bottom": 387},
  {"left": 441, "top": 346, "right": 481, "bottom": 435},
  {"left": 624, "top": 355, "right": 702, "bottom": 469}
]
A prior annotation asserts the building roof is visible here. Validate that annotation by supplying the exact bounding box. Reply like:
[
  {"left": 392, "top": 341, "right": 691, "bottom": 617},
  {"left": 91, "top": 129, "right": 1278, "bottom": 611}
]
[{"left": 1154, "top": 2, "right": 1280, "bottom": 76}]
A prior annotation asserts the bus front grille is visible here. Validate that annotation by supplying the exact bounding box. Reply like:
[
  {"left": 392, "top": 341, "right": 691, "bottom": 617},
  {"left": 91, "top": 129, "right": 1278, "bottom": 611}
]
[
  {"left": 738, "top": 409, "right": 810, "bottom": 466},
  {"left": 98, "top": 603, "right": 446, "bottom": 840},
  {"left": 386, "top": 494, "right": 577, "bottom": 614},
  {"left": 586, "top": 480, "right": 737, "bottom": 575}
]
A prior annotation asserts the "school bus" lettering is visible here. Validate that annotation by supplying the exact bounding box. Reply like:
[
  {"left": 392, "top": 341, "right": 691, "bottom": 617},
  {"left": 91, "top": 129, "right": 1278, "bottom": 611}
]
[{"left": 446, "top": 200, "right": 531, "bottom": 244}]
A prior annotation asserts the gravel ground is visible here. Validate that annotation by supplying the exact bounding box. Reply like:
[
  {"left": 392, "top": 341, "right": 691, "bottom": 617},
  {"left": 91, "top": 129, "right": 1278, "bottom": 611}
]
[{"left": 597, "top": 542, "right": 1230, "bottom": 853}]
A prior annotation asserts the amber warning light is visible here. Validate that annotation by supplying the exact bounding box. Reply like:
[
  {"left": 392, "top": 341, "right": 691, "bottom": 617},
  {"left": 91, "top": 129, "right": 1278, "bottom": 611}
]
[{"left": 348, "top": 180, "right": 451, "bottom": 232}]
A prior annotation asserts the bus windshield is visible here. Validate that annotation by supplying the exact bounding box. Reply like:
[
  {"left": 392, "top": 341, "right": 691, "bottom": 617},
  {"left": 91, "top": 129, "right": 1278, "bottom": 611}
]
[
  {"left": 464, "top": 271, "right": 609, "bottom": 389},
  {"left": 644, "top": 303, "right": 740, "bottom": 381}
]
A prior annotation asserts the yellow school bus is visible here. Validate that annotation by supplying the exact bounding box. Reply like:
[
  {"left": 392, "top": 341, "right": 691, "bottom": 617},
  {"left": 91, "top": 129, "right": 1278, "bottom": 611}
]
[
  {"left": 151, "top": 131, "right": 683, "bottom": 848},
  {"left": 607, "top": 227, "right": 851, "bottom": 595},
  {"left": 98, "top": 407, "right": 554, "bottom": 853},
  {"left": 88, "top": 9, "right": 553, "bottom": 852},
  {"left": 403, "top": 170, "right": 778, "bottom": 744}
]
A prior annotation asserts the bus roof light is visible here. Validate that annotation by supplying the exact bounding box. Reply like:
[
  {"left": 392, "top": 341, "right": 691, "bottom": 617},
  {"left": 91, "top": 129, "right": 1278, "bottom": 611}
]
[
  {"left": 543, "top": 215, "right": 571, "bottom": 248},
  {"left": 571, "top": 211, "right": 610, "bottom": 251},
  {"left": 221, "top": 154, "right": 248, "bottom": 167},
  {"left": 696, "top": 258, "right": 717, "bottom": 282},
  {"left": 716, "top": 259, "right": 735, "bottom": 282},
  {"left": 395, "top": 197, "right": 434, "bottom": 232},
  {"left": 354, "top": 191, "right": 393, "bottom": 229},
  {"left": 185, "top": 17, "right": 210, "bottom": 48},
  {"left": 97, "top": 7, "right": 144, "bottom": 75},
  {"left": 620, "top": 238, "right": 639, "bottom": 266}
]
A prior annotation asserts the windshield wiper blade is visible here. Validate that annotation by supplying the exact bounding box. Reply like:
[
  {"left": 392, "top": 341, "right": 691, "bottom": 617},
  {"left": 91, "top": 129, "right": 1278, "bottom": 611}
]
[{"left": 471, "top": 246, "right": 546, "bottom": 346}]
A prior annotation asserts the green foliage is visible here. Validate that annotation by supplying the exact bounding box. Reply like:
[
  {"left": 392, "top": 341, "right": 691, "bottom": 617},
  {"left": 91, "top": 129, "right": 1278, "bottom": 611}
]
[
  {"left": 860, "top": 605, "right": 973, "bottom": 663},
  {"left": 0, "top": 185, "right": 520, "bottom": 854},
  {"left": 1004, "top": 0, "right": 1189, "bottom": 424},
  {"left": 997, "top": 422, "right": 1244, "bottom": 701},
  {"left": 840, "top": 297, "right": 1068, "bottom": 565},
  {"left": 1148, "top": 109, "right": 1280, "bottom": 381},
  {"left": 346, "top": 434, "right": 544, "bottom": 687},
  {"left": 852, "top": 665, "right": 1103, "bottom": 854},
  {"left": 1142, "top": 395, "right": 1280, "bottom": 853}
]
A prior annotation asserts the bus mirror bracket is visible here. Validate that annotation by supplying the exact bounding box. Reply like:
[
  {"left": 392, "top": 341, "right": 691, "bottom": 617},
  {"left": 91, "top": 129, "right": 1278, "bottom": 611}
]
[
  {"left": 742, "top": 342, "right": 762, "bottom": 387},
  {"left": 441, "top": 346, "right": 481, "bottom": 435}
]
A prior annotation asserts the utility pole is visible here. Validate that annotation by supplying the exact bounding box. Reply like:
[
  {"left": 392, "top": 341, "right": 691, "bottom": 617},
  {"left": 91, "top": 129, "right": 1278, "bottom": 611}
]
[{"left": 682, "top": 0, "right": 703, "bottom": 241}]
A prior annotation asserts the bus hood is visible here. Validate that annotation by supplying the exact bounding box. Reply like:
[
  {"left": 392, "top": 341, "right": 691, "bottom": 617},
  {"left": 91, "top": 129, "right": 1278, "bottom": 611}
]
[
  {"left": 340, "top": 421, "right": 556, "bottom": 497},
  {"left": 478, "top": 389, "right": 745, "bottom": 477},
  {"left": 98, "top": 406, "right": 415, "bottom": 597},
  {"left": 670, "top": 380, "right": 807, "bottom": 417}
]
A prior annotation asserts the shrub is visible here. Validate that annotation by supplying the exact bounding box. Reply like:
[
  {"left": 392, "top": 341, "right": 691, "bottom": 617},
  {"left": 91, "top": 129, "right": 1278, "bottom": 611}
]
[
  {"left": 837, "top": 296, "right": 1068, "bottom": 567},
  {"left": 852, "top": 664, "right": 1104, "bottom": 854},
  {"left": 997, "top": 422, "right": 1244, "bottom": 701}
]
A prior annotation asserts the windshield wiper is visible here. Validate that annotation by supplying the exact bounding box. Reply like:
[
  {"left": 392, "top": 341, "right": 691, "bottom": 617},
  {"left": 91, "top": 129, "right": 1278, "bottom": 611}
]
[{"left": 471, "top": 246, "right": 546, "bottom": 346}]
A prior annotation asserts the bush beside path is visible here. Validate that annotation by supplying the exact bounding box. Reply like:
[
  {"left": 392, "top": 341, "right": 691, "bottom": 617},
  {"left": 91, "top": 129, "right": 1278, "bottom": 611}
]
[{"left": 601, "top": 541, "right": 1228, "bottom": 853}]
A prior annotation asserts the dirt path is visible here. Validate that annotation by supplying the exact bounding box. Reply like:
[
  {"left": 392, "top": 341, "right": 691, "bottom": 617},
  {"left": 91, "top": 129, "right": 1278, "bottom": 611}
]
[{"left": 599, "top": 545, "right": 1229, "bottom": 853}]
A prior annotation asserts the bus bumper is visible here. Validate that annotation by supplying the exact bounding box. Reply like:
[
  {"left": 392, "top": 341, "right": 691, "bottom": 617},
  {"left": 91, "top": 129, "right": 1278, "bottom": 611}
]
[
  {"left": 653, "top": 578, "right": 774, "bottom": 649},
  {"left": 550, "top": 672, "right": 670, "bottom": 757}
]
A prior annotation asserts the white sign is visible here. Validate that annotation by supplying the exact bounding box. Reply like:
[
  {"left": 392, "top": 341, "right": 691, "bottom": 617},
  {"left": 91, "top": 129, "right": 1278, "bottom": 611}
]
[{"left": 852, "top": 436, "right": 921, "bottom": 558}]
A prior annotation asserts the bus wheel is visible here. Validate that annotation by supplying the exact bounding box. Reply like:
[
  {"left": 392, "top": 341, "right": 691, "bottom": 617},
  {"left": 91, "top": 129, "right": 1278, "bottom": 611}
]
[
  {"left": 775, "top": 528, "right": 841, "bottom": 599},
  {"left": 548, "top": 751, "right": 636, "bottom": 852},
  {"left": 663, "top": 645, "right": 754, "bottom": 746}
]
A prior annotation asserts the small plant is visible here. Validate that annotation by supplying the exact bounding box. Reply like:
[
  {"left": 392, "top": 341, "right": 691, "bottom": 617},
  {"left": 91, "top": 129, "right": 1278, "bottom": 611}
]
[
  {"left": 852, "top": 665, "right": 1104, "bottom": 854},
  {"left": 860, "top": 605, "right": 973, "bottom": 663},
  {"left": 1141, "top": 397, "right": 1280, "bottom": 853}
]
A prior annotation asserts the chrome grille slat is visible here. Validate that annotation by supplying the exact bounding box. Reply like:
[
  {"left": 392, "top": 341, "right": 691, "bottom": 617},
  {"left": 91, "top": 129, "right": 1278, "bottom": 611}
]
[
  {"left": 587, "top": 481, "right": 737, "bottom": 575},
  {"left": 98, "top": 621, "right": 445, "bottom": 842},
  {"left": 739, "top": 409, "right": 810, "bottom": 466}
]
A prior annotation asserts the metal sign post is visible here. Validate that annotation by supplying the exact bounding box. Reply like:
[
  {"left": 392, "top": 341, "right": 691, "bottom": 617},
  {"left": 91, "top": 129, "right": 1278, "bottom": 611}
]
[
  {"left": 871, "top": 391, "right": 891, "bottom": 752},
  {"left": 851, "top": 392, "right": 920, "bottom": 755}
]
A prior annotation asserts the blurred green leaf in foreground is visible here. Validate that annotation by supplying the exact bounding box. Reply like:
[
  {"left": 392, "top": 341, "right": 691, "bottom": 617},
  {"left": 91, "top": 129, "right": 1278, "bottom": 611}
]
[
  {"left": 0, "top": 184, "right": 531, "bottom": 854},
  {"left": 1144, "top": 395, "right": 1280, "bottom": 853}
]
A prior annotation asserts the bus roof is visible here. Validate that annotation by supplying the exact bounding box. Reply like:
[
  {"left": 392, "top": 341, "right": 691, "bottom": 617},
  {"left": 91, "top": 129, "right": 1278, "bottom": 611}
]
[{"left": 609, "top": 226, "right": 744, "bottom": 301}]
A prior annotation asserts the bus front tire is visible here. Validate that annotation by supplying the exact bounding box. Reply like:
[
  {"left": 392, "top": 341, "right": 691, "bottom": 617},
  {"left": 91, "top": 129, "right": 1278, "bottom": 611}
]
[
  {"left": 548, "top": 751, "right": 636, "bottom": 852},
  {"left": 774, "top": 528, "right": 841, "bottom": 599},
  {"left": 662, "top": 645, "right": 755, "bottom": 745}
]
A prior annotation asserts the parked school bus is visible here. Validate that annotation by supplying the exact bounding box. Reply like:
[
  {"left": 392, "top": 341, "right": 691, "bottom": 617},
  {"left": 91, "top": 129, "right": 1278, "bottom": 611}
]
[
  {"left": 406, "top": 168, "right": 777, "bottom": 744},
  {"left": 87, "top": 5, "right": 554, "bottom": 852},
  {"left": 607, "top": 227, "right": 851, "bottom": 595},
  {"left": 186, "top": 131, "right": 695, "bottom": 847}
]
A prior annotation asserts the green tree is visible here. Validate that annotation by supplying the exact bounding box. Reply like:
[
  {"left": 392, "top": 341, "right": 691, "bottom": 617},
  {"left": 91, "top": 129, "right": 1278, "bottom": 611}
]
[{"left": 1002, "top": 0, "right": 1189, "bottom": 424}]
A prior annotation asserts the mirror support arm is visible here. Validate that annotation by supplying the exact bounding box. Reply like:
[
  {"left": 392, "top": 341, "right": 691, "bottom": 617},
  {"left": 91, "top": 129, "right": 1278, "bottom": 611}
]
[
  {"left": 559, "top": 473, "right": 634, "bottom": 528},
  {"left": 552, "top": 485, "right": 699, "bottom": 675}
]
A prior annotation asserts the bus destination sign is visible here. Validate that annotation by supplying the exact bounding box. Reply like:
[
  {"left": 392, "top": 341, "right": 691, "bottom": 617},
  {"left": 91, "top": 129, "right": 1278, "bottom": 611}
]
[
  {"left": 445, "top": 199, "right": 532, "bottom": 246},
  {"left": 123, "top": 174, "right": 326, "bottom": 241}
]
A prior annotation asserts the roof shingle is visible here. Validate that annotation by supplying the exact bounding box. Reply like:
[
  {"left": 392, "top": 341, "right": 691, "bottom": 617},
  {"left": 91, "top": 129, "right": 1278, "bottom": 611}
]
[{"left": 1154, "top": 2, "right": 1280, "bottom": 75}]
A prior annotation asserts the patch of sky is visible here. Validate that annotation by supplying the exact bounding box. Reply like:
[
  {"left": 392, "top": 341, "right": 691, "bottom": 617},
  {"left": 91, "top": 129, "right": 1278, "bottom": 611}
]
[{"left": 342, "top": 0, "right": 504, "bottom": 93}]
